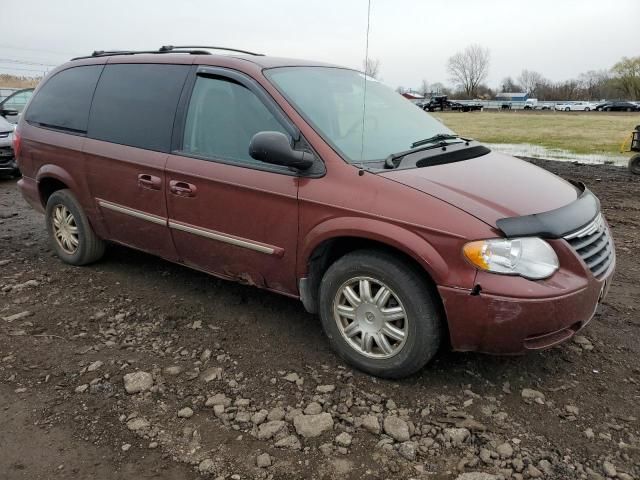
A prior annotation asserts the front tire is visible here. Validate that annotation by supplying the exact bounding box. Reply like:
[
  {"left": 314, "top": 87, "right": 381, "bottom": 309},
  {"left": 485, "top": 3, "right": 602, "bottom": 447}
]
[
  {"left": 45, "top": 189, "right": 106, "bottom": 265},
  {"left": 629, "top": 154, "right": 640, "bottom": 175},
  {"left": 318, "top": 250, "right": 442, "bottom": 378}
]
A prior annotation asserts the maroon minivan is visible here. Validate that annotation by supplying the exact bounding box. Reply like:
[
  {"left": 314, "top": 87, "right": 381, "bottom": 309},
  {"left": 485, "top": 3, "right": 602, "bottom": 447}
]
[{"left": 15, "top": 46, "right": 615, "bottom": 378}]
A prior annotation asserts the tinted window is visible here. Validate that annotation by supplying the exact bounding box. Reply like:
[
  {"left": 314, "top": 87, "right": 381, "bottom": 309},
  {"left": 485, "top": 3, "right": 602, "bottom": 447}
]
[
  {"left": 25, "top": 66, "right": 102, "bottom": 132},
  {"left": 88, "top": 64, "right": 189, "bottom": 152},
  {"left": 182, "top": 75, "right": 289, "bottom": 164}
]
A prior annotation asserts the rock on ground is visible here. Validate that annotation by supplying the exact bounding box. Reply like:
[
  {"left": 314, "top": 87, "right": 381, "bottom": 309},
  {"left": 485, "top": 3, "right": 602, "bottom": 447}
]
[
  {"left": 335, "top": 432, "right": 352, "bottom": 447},
  {"left": 257, "top": 420, "right": 286, "bottom": 440},
  {"left": 496, "top": 442, "right": 513, "bottom": 458},
  {"left": 177, "top": 407, "right": 194, "bottom": 418},
  {"left": 383, "top": 416, "right": 410, "bottom": 442},
  {"left": 256, "top": 453, "right": 271, "bottom": 468},
  {"left": 274, "top": 435, "right": 301, "bottom": 450},
  {"left": 198, "top": 458, "right": 216, "bottom": 474},
  {"left": 293, "top": 413, "right": 334, "bottom": 438},
  {"left": 123, "top": 371, "right": 153, "bottom": 394},
  {"left": 360, "top": 415, "right": 381, "bottom": 434},
  {"left": 521, "top": 388, "right": 545, "bottom": 402},
  {"left": 126, "top": 418, "right": 150, "bottom": 432},
  {"left": 456, "top": 473, "right": 501, "bottom": 480}
]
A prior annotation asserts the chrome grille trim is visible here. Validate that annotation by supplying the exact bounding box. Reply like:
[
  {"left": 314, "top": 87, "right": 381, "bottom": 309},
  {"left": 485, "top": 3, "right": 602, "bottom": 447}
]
[
  {"left": 563, "top": 214, "right": 603, "bottom": 240},
  {"left": 563, "top": 214, "right": 614, "bottom": 278}
]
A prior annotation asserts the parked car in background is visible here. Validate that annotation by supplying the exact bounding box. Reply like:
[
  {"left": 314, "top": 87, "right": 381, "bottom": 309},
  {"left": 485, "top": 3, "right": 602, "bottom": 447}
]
[
  {"left": 522, "top": 98, "right": 552, "bottom": 110},
  {"left": 0, "top": 88, "right": 34, "bottom": 124},
  {"left": 595, "top": 101, "right": 639, "bottom": 112},
  {"left": 554, "top": 101, "right": 595, "bottom": 112},
  {"left": 0, "top": 114, "right": 19, "bottom": 176},
  {"left": 15, "top": 47, "right": 616, "bottom": 378}
]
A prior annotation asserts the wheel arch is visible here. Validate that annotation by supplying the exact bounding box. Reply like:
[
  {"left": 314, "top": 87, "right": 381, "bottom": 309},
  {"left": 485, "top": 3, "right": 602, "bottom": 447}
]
[
  {"left": 298, "top": 218, "right": 449, "bottom": 314},
  {"left": 36, "top": 164, "right": 78, "bottom": 207}
]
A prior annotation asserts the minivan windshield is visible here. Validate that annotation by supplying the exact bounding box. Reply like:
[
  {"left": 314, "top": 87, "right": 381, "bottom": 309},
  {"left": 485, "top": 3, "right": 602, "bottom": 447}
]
[{"left": 265, "top": 67, "right": 455, "bottom": 164}]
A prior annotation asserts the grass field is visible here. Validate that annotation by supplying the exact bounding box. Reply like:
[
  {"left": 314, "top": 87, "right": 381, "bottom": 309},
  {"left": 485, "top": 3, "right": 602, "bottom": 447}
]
[{"left": 432, "top": 111, "right": 640, "bottom": 156}]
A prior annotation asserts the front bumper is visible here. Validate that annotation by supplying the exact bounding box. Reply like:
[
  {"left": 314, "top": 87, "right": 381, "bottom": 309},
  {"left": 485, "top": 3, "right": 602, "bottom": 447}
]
[
  {"left": 439, "top": 242, "right": 615, "bottom": 354},
  {"left": 0, "top": 144, "right": 18, "bottom": 174},
  {"left": 0, "top": 157, "right": 18, "bottom": 174}
]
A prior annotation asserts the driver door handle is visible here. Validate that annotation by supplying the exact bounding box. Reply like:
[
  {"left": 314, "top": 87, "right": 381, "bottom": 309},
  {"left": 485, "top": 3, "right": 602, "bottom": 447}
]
[{"left": 169, "top": 180, "right": 197, "bottom": 197}]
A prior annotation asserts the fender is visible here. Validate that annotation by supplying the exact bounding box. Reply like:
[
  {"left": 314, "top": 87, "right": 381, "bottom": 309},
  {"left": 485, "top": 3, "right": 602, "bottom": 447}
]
[
  {"left": 34, "top": 164, "right": 103, "bottom": 236},
  {"left": 299, "top": 216, "right": 451, "bottom": 286},
  {"left": 36, "top": 164, "right": 82, "bottom": 201}
]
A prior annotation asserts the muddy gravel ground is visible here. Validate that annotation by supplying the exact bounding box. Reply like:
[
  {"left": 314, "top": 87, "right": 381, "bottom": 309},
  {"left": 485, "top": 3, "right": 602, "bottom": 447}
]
[{"left": 0, "top": 159, "right": 638, "bottom": 480}]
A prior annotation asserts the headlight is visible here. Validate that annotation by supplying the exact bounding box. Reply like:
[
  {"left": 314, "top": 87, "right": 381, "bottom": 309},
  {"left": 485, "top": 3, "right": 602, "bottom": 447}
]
[{"left": 463, "top": 237, "right": 558, "bottom": 280}]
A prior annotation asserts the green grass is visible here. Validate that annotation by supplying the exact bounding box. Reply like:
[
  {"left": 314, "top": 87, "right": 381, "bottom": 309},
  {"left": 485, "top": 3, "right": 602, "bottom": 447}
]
[{"left": 432, "top": 111, "right": 639, "bottom": 156}]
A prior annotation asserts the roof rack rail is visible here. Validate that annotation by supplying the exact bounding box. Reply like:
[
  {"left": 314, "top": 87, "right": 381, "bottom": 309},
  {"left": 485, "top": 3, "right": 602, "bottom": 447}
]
[
  {"left": 71, "top": 45, "right": 263, "bottom": 61},
  {"left": 159, "top": 45, "right": 263, "bottom": 56}
]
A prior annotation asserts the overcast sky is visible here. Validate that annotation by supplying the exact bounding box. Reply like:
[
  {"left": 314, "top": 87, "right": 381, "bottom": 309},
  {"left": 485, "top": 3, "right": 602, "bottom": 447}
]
[{"left": 2, "top": 0, "right": 637, "bottom": 90}]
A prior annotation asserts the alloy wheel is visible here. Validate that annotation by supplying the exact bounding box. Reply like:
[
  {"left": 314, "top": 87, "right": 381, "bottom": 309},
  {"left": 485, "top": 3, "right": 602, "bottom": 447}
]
[
  {"left": 333, "top": 276, "right": 408, "bottom": 359},
  {"left": 52, "top": 204, "right": 79, "bottom": 254}
]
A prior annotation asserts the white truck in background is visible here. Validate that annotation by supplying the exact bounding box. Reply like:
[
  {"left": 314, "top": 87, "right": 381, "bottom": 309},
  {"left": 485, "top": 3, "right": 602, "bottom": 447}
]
[{"left": 523, "top": 98, "right": 553, "bottom": 110}]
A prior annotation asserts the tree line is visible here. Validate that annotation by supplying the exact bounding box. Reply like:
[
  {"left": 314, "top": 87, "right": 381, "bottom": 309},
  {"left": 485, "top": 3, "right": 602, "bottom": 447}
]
[
  {"left": 0, "top": 74, "right": 41, "bottom": 89},
  {"left": 390, "top": 45, "right": 640, "bottom": 101}
]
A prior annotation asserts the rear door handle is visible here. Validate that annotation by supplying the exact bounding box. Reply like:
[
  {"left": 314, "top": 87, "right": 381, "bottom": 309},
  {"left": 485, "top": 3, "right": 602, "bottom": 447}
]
[
  {"left": 138, "top": 174, "right": 161, "bottom": 190},
  {"left": 169, "top": 180, "right": 197, "bottom": 197}
]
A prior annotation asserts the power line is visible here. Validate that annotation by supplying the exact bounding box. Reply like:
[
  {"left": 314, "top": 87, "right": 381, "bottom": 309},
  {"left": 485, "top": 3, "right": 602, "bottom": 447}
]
[
  {"left": 0, "top": 44, "right": 77, "bottom": 57},
  {"left": 0, "top": 66, "right": 47, "bottom": 74},
  {"left": 0, "top": 58, "right": 58, "bottom": 67}
]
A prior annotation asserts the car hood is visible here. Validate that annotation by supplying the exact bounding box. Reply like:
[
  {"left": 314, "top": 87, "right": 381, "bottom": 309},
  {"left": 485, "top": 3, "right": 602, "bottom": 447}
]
[{"left": 379, "top": 151, "right": 580, "bottom": 228}]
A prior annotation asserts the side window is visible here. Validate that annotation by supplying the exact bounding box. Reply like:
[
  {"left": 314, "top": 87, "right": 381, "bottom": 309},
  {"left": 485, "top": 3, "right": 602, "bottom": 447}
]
[
  {"left": 25, "top": 66, "right": 103, "bottom": 132},
  {"left": 182, "top": 75, "right": 289, "bottom": 164},
  {"left": 88, "top": 64, "right": 189, "bottom": 153},
  {"left": 3, "top": 91, "right": 33, "bottom": 112}
]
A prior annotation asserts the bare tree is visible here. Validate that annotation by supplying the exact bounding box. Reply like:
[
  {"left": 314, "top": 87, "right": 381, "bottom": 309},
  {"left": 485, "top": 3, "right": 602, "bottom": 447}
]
[
  {"left": 518, "top": 69, "right": 545, "bottom": 96},
  {"left": 447, "top": 44, "right": 490, "bottom": 98},
  {"left": 500, "top": 76, "right": 522, "bottom": 93},
  {"left": 430, "top": 82, "right": 449, "bottom": 96},
  {"left": 363, "top": 57, "right": 381, "bottom": 79},
  {"left": 418, "top": 79, "right": 430, "bottom": 97},
  {"left": 579, "top": 70, "right": 611, "bottom": 100}
]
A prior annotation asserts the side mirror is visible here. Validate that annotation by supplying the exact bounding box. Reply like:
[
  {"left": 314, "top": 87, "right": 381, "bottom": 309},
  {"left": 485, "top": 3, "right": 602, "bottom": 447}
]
[
  {"left": 249, "top": 131, "right": 314, "bottom": 170},
  {"left": 0, "top": 108, "right": 18, "bottom": 117}
]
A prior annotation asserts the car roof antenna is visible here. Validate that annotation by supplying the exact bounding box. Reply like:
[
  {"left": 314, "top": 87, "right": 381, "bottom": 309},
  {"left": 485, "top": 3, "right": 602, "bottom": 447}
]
[{"left": 358, "top": 0, "right": 372, "bottom": 174}]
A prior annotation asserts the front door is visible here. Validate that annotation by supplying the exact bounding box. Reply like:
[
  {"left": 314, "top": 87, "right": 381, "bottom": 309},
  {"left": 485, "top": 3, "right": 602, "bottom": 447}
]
[{"left": 165, "top": 70, "right": 300, "bottom": 294}]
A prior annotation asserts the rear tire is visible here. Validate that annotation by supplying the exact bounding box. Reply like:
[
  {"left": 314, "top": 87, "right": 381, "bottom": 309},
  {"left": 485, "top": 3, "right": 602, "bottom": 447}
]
[
  {"left": 45, "top": 189, "right": 106, "bottom": 265},
  {"left": 585, "top": 107, "right": 590, "bottom": 112},
  {"left": 629, "top": 154, "right": 640, "bottom": 175},
  {"left": 318, "top": 250, "right": 442, "bottom": 379}
]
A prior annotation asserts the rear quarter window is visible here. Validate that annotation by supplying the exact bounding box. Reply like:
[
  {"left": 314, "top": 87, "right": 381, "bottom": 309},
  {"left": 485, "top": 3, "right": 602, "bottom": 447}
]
[
  {"left": 25, "top": 65, "right": 103, "bottom": 133},
  {"left": 87, "top": 64, "right": 189, "bottom": 152}
]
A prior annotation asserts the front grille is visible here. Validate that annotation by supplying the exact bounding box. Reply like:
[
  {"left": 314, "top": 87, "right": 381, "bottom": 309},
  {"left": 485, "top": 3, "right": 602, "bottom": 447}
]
[
  {"left": 564, "top": 214, "right": 614, "bottom": 278},
  {"left": 0, "top": 146, "right": 13, "bottom": 158}
]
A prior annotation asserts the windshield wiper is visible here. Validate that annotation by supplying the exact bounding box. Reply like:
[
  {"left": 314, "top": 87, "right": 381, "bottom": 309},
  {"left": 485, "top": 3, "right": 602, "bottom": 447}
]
[
  {"left": 410, "top": 133, "right": 459, "bottom": 148},
  {"left": 384, "top": 134, "right": 466, "bottom": 169}
]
